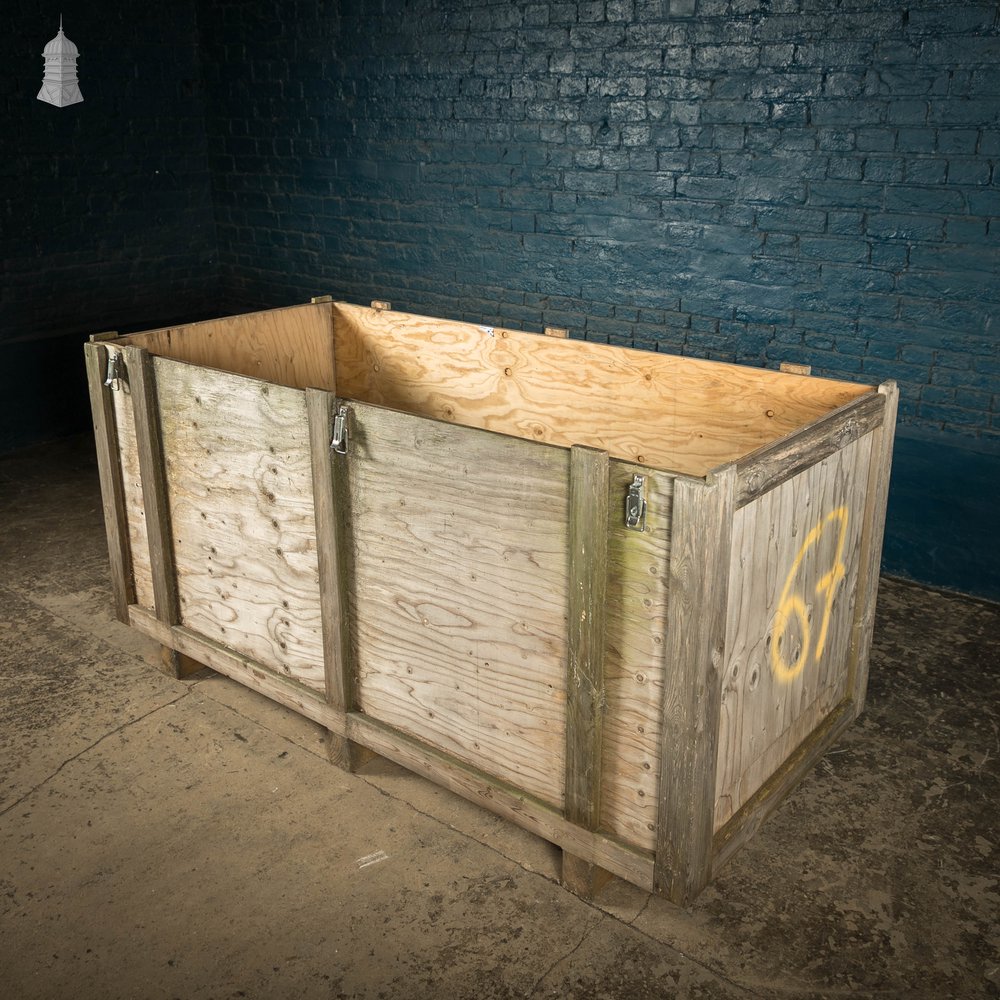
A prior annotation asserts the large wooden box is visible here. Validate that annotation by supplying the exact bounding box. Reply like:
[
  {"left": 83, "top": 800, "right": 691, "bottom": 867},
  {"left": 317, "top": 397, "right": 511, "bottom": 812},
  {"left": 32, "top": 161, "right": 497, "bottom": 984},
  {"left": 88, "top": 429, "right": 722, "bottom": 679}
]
[{"left": 85, "top": 300, "right": 896, "bottom": 904}]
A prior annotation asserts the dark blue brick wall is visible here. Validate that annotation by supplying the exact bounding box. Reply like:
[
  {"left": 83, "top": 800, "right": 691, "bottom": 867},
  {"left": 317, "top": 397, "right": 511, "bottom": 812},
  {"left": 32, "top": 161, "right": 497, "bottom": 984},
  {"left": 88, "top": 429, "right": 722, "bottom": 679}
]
[
  {"left": 196, "top": 0, "right": 999, "bottom": 599},
  {"left": 197, "top": 0, "right": 998, "bottom": 441},
  {"left": 3, "top": 1, "right": 997, "bottom": 599},
  {"left": 1, "top": 0, "right": 219, "bottom": 453}
]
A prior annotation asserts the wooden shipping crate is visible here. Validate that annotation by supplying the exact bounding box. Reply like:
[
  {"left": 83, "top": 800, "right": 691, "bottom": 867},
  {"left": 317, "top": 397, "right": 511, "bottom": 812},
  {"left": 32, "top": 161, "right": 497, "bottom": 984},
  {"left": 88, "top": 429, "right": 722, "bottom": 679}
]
[{"left": 85, "top": 300, "right": 897, "bottom": 904}]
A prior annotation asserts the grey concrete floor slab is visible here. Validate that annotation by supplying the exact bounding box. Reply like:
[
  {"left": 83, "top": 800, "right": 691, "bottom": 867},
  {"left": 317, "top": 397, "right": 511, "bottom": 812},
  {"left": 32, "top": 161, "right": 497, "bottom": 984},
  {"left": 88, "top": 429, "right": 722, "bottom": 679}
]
[{"left": 1, "top": 436, "right": 997, "bottom": 999}]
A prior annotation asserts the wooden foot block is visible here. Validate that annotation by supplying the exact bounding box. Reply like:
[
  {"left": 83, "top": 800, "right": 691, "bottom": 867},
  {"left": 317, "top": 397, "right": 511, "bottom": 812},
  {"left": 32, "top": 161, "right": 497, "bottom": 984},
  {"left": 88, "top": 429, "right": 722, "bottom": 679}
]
[
  {"left": 561, "top": 850, "right": 614, "bottom": 899},
  {"left": 159, "top": 645, "right": 206, "bottom": 679},
  {"left": 325, "top": 731, "right": 378, "bottom": 773}
]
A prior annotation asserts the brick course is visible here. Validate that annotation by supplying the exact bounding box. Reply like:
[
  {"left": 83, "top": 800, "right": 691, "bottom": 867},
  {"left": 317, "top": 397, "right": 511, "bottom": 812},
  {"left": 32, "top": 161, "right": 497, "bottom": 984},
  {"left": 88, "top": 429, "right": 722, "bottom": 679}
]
[{"left": 198, "top": 0, "right": 999, "bottom": 445}]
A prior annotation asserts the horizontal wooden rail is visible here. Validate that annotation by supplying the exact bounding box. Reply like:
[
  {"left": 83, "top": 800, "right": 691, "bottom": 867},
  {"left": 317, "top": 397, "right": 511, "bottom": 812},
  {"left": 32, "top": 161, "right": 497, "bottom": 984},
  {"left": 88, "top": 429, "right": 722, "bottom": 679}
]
[
  {"left": 733, "top": 390, "right": 886, "bottom": 509},
  {"left": 127, "top": 605, "right": 656, "bottom": 892}
]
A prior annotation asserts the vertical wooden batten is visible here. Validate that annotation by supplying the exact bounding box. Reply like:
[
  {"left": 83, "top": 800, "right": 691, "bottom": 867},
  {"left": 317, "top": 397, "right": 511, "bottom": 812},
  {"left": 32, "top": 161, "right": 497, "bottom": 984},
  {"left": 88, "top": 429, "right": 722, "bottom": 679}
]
[
  {"left": 563, "top": 445, "right": 611, "bottom": 894},
  {"left": 846, "top": 380, "right": 899, "bottom": 716},
  {"left": 83, "top": 341, "right": 134, "bottom": 622},
  {"left": 654, "top": 464, "right": 736, "bottom": 904},
  {"left": 124, "top": 347, "right": 199, "bottom": 679},
  {"left": 125, "top": 348, "right": 179, "bottom": 625},
  {"left": 306, "top": 390, "right": 370, "bottom": 771}
]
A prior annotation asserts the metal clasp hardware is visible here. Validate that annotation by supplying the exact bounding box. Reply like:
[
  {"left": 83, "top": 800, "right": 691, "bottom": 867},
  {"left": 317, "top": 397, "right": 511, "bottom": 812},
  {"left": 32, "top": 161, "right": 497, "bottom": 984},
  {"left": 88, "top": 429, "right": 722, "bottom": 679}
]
[
  {"left": 104, "top": 352, "right": 125, "bottom": 391},
  {"left": 330, "top": 404, "right": 349, "bottom": 455},
  {"left": 625, "top": 475, "right": 646, "bottom": 531}
]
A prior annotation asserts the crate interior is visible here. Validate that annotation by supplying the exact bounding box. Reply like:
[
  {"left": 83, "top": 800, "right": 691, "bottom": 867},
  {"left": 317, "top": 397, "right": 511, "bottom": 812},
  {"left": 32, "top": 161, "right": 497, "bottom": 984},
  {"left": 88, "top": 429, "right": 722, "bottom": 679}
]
[{"left": 117, "top": 301, "right": 873, "bottom": 477}]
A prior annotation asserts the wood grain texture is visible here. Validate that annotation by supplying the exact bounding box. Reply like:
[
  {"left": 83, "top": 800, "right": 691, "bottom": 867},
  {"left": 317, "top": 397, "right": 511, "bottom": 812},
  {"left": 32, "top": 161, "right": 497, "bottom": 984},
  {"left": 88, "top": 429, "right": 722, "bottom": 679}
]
[
  {"left": 128, "top": 605, "right": 656, "bottom": 891},
  {"left": 84, "top": 343, "right": 134, "bottom": 621},
  {"left": 106, "top": 345, "right": 155, "bottom": 611},
  {"left": 654, "top": 466, "right": 736, "bottom": 904},
  {"left": 330, "top": 302, "right": 871, "bottom": 477},
  {"left": 159, "top": 646, "right": 205, "bottom": 679},
  {"left": 306, "top": 390, "right": 353, "bottom": 710},
  {"left": 847, "top": 381, "right": 899, "bottom": 716},
  {"left": 117, "top": 302, "right": 336, "bottom": 391},
  {"left": 325, "top": 731, "right": 378, "bottom": 772},
  {"left": 346, "top": 402, "right": 570, "bottom": 808},
  {"left": 599, "top": 464, "right": 674, "bottom": 852},
  {"left": 124, "top": 347, "right": 180, "bottom": 626},
  {"left": 561, "top": 851, "right": 614, "bottom": 899},
  {"left": 564, "top": 446, "right": 609, "bottom": 829},
  {"left": 714, "top": 432, "right": 874, "bottom": 832},
  {"left": 735, "top": 391, "right": 884, "bottom": 508},
  {"left": 155, "top": 358, "right": 326, "bottom": 692},
  {"left": 307, "top": 389, "right": 374, "bottom": 773}
]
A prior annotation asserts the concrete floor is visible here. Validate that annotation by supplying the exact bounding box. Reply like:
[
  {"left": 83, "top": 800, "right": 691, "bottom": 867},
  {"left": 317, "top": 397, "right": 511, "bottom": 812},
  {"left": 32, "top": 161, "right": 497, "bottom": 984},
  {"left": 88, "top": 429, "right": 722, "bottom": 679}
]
[{"left": 1, "top": 436, "right": 997, "bottom": 1000}]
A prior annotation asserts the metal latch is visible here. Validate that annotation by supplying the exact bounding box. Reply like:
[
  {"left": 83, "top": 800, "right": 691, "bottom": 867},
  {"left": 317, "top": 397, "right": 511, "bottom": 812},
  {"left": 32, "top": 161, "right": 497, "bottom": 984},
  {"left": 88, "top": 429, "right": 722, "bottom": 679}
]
[
  {"left": 330, "top": 403, "right": 349, "bottom": 455},
  {"left": 104, "top": 352, "right": 125, "bottom": 391},
  {"left": 625, "top": 475, "right": 646, "bottom": 531}
]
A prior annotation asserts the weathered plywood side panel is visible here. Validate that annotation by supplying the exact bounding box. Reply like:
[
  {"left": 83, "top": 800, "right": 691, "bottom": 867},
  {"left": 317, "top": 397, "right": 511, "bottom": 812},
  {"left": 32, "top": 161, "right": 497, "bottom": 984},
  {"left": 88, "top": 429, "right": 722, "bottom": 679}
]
[
  {"left": 347, "top": 403, "right": 570, "bottom": 808},
  {"left": 714, "top": 432, "right": 874, "bottom": 830},
  {"left": 106, "top": 345, "right": 154, "bottom": 611},
  {"left": 848, "top": 382, "right": 899, "bottom": 716},
  {"left": 155, "top": 359, "right": 326, "bottom": 692},
  {"left": 331, "top": 303, "right": 870, "bottom": 478},
  {"left": 599, "top": 463, "right": 673, "bottom": 852},
  {"left": 118, "top": 303, "right": 336, "bottom": 391}
]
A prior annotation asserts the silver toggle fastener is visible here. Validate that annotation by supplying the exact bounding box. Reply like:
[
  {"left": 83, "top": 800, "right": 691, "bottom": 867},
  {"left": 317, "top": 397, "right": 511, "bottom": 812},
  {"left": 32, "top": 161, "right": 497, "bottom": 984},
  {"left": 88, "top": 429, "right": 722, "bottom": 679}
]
[
  {"left": 330, "top": 403, "right": 349, "bottom": 455},
  {"left": 625, "top": 474, "right": 647, "bottom": 532},
  {"left": 104, "top": 352, "right": 125, "bottom": 391}
]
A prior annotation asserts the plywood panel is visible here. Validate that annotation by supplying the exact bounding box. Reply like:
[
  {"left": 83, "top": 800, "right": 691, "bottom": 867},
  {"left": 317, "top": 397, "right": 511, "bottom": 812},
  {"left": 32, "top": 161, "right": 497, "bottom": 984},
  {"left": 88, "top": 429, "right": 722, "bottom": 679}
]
[
  {"left": 107, "top": 345, "right": 154, "bottom": 611},
  {"left": 599, "top": 463, "right": 673, "bottom": 852},
  {"left": 155, "top": 359, "right": 325, "bottom": 691},
  {"left": 331, "top": 303, "right": 871, "bottom": 477},
  {"left": 715, "top": 432, "right": 874, "bottom": 830},
  {"left": 347, "top": 402, "right": 570, "bottom": 808},
  {"left": 119, "top": 303, "right": 336, "bottom": 391}
]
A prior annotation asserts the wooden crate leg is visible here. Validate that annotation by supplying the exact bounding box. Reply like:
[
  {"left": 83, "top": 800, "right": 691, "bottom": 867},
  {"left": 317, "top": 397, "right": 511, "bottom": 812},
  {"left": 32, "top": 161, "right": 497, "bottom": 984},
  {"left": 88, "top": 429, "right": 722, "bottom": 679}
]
[
  {"left": 561, "top": 850, "right": 613, "bottom": 899},
  {"left": 325, "top": 730, "right": 378, "bottom": 773},
  {"left": 159, "top": 645, "right": 206, "bottom": 679}
]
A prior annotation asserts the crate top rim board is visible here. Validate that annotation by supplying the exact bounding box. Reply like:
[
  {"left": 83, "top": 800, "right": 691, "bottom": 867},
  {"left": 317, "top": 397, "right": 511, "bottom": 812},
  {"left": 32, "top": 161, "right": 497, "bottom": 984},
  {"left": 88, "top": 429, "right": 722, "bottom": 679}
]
[{"left": 103, "top": 298, "right": 878, "bottom": 483}]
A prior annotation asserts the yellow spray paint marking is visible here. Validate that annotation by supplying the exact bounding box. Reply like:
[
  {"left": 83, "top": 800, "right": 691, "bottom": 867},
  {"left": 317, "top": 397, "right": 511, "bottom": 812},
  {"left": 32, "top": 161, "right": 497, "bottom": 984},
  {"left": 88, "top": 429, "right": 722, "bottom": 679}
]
[{"left": 770, "top": 506, "right": 849, "bottom": 683}]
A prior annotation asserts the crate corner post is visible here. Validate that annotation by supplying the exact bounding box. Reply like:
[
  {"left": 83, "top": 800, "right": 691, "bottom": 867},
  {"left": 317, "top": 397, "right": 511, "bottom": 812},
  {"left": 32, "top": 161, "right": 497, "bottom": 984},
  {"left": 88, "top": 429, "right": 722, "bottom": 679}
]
[
  {"left": 84, "top": 339, "right": 135, "bottom": 623},
  {"left": 653, "top": 464, "right": 737, "bottom": 906},
  {"left": 847, "top": 379, "right": 899, "bottom": 718}
]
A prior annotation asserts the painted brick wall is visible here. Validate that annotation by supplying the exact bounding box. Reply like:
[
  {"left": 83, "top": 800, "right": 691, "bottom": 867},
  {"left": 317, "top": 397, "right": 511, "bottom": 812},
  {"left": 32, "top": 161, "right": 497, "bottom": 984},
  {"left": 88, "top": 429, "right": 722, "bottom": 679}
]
[
  {"left": 0, "top": 0, "right": 219, "bottom": 453},
  {"left": 197, "top": 0, "right": 999, "bottom": 598},
  {"left": 200, "top": 0, "right": 998, "bottom": 443},
  {"left": 4, "top": 1, "right": 996, "bottom": 598}
]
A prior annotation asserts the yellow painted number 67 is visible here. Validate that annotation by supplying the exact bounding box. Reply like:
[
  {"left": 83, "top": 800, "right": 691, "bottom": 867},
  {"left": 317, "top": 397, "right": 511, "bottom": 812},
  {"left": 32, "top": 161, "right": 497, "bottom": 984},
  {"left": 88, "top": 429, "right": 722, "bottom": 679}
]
[{"left": 770, "top": 507, "right": 849, "bottom": 683}]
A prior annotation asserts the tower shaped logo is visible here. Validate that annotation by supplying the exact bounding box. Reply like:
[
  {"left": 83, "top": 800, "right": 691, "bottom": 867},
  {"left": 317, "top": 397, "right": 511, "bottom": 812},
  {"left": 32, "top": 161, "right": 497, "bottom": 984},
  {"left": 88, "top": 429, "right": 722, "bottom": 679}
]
[{"left": 38, "top": 17, "right": 83, "bottom": 108}]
